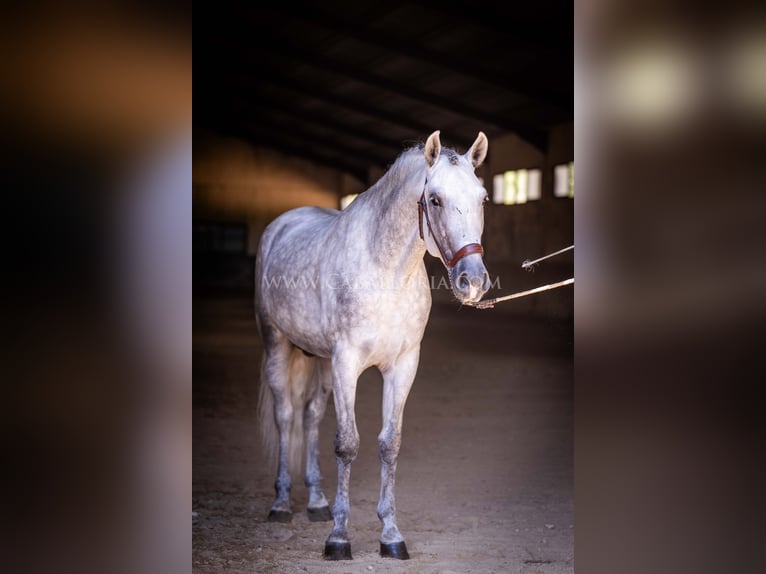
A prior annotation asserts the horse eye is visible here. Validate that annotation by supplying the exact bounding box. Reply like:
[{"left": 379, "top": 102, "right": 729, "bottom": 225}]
[
  {"left": 430, "top": 196, "right": 441, "bottom": 207},
  {"left": 483, "top": 195, "right": 489, "bottom": 203}
]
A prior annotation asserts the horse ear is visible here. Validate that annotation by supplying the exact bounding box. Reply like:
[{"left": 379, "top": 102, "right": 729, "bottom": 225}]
[
  {"left": 465, "top": 131, "right": 488, "bottom": 168},
  {"left": 424, "top": 130, "right": 441, "bottom": 167}
]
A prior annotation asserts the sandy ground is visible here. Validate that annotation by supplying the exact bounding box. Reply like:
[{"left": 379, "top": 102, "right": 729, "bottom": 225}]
[{"left": 193, "top": 294, "right": 573, "bottom": 573}]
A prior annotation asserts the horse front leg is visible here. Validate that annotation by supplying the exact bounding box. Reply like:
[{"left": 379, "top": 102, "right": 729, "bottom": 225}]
[
  {"left": 323, "top": 354, "right": 361, "bottom": 560},
  {"left": 377, "top": 347, "right": 420, "bottom": 560}
]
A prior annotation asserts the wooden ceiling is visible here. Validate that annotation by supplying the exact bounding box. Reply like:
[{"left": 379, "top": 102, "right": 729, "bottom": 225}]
[{"left": 196, "top": 1, "right": 573, "bottom": 182}]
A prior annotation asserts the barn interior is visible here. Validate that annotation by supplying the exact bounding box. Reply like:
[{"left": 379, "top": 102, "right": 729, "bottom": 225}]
[{"left": 194, "top": 2, "right": 573, "bottom": 571}]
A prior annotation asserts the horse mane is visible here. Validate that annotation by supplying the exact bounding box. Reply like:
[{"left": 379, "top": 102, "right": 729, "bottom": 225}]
[{"left": 370, "top": 144, "right": 463, "bottom": 193}]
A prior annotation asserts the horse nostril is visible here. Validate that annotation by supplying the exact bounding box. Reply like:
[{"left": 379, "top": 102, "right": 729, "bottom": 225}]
[
  {"left": 482, "top": 271, "right": 490, "bottom": 291},
  {"left": 456, "top": 272, "right": 470, "bottom": 291}
]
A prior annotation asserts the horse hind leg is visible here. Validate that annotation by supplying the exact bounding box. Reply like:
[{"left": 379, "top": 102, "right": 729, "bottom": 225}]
[
  {"left": 258, "top": 333, "right": 311, "bottom": 523},
  {"left": 304, "top": 358, "right": 333, "bottom": 522}
]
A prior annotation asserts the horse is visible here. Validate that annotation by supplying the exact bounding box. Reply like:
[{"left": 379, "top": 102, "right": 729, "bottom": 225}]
[{"left": 255, "top": 130, "right": 491, "bottom": 560}]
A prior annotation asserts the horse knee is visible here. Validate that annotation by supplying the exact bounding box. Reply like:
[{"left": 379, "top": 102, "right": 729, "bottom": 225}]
[
  {"left": 334, "top": 431, "right": 359, "bottom": 465},
  {"left": 378, "top": 436, "right": 401, "bottom": 466}
]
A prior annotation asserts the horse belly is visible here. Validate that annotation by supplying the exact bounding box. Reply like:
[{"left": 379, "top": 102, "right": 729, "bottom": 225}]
[{"left": 264, "top": 291, "right": 334, "bottom": 357}]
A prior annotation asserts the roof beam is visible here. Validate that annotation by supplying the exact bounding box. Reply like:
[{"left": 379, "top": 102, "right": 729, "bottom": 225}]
[
  {"left": 223, "top": 68, "right": 456, "bottom": 141},
  {"left": 239, "top": 114, "right": 391, "bottom": 167},
  {"left": 228, "top": 94, "right": 408, "bottom": 153},
  {"left": 238, "top": 37, "right": 548, "bottom": 149},
  {"left": 260, "top": 4, "right": 569, "bottom": 111},
  {"left": 410, "top": 0, "right": 571, "bottom": 56}
]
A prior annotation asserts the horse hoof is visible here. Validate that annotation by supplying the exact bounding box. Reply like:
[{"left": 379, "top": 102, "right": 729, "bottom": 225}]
[
  {"left": 267, "top": 510, "right": 292, "bottom": 523},
  {"left": 380, "top": 541, "right": 410, "bottom": 560},
  {"left": 323, "top": 541, "right": 352, "bottom": 560},
  {"left": 307, "top": 506, "right": 332, "bottom": 522}
]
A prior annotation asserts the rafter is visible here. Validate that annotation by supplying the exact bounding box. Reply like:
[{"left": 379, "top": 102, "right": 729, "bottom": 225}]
[
  {"left": 225, "top": 68, "right": 456, "bottom": 141},
  {"left": 230, "top": 36, "right": 548, "bottom": 150},
  {"left": 259, "top": 4, "right": 569, "bottom": 111},
  {"left": 410, "top": 0, "right": 571, "bottom": 56},
  {"left": 228, "top": 94, "right": 408, "bottom": 153},
  {"left": 240, "top": 114, "right": 391, "bottom": 166}
]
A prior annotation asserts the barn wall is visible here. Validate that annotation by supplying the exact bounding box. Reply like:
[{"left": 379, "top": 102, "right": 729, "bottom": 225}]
[
  {"left": 193, "top": 133, "right": 365, "bottom": 290},
  {"left": 193, "top": 133, "right": 364, "bottom": 255}
]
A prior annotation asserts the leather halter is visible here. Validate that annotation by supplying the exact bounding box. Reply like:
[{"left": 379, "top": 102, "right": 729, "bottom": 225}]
[{"left": 418, "top": 178, "right": 484, "bottom": 268}]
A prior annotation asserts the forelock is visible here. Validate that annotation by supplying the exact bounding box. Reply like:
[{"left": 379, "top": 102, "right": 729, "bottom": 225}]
[{"left": 411, "top": 143, "right": 461, "bottom": 165}]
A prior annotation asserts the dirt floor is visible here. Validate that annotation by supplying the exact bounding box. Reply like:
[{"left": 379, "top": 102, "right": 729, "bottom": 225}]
[{"left": 193, "top": 294, "right": 573, "bottom": 573}]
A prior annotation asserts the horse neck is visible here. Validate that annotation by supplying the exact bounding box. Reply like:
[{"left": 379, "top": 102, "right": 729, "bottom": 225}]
[{"left": 348, "top": 156, "right": 426, "bottom": 276}]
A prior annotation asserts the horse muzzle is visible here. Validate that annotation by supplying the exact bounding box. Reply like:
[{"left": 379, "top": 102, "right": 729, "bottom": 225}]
[{"left": 450, "top": 252, "right": 490, "bottom": 304}]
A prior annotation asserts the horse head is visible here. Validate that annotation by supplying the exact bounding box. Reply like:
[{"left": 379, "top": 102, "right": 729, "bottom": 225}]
[{"left": 419, "top": 130, "right": 491, "bottom": 304}]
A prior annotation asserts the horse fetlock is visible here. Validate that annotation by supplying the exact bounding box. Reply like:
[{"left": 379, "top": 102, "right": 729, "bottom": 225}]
[
  {"left": 274, "top": 477, "right": 291, "bottom": 495},
  {"left": 380, "top": 525, "right": 404, "bottom": 544},
  {"left": 330, "top": 503, "right": 349, "bottom": 526},
  {"left": 308, "top": 491, "right": 330, "bottom": 511},
  {"left": 326, "top": 528, "right": 349, "bottom": 543},
  {"left": 304, "top": 473, "right": 322, "bottom": 489},
  {"left": 269, "top": 490, "right": 292, "bottom": 516},
  {"left": 376, "top": 503, "right": 394, "bottom": 522}
]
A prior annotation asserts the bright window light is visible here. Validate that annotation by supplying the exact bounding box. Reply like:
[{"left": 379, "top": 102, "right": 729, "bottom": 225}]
[
  {"left": 527, "top": 169, "right": 541, "bottom": 200},
  {"left": 492, "top": 174, "right": 504, "bottom": 203},
  {"left": 554, "top": 162, "right": 574, "bottom": 198},
  {"left": 492, "top": 168, "right": 541, "bottom": 205}
]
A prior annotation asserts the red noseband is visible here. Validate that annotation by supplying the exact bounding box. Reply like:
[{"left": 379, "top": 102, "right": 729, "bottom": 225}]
[{"left": 446, "top": 243, "right": 484, "bottom": 267}]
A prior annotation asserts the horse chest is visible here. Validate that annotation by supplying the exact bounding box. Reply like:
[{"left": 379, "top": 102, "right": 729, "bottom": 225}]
[{"left": 339, "top": 293, "right": 430, "bottom": 361}]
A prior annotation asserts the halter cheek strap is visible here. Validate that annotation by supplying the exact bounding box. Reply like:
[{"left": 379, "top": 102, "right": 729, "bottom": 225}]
[{"left": 418, "top": 182, "right": 484, "bottom": 268}]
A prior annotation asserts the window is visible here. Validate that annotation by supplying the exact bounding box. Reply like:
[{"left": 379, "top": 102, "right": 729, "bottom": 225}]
[
  {"left": 340, "top": 194, "right": 358, "bottom": 209},
  {"left": 554, "top": 162, "right": 574, "bottom": 198},
  {"left": 492, "top": 169, "right": 541, "bottom": 205}
]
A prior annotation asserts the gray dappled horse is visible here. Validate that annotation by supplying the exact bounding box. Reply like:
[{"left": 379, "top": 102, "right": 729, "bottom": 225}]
[{"left": 255, "top": 131, "right": 491, "bottom": 560}]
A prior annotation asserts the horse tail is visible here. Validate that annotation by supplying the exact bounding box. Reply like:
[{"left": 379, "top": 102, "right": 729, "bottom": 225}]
[{"left": 257, "top": 347, "right": 316, "bottom": 479}]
